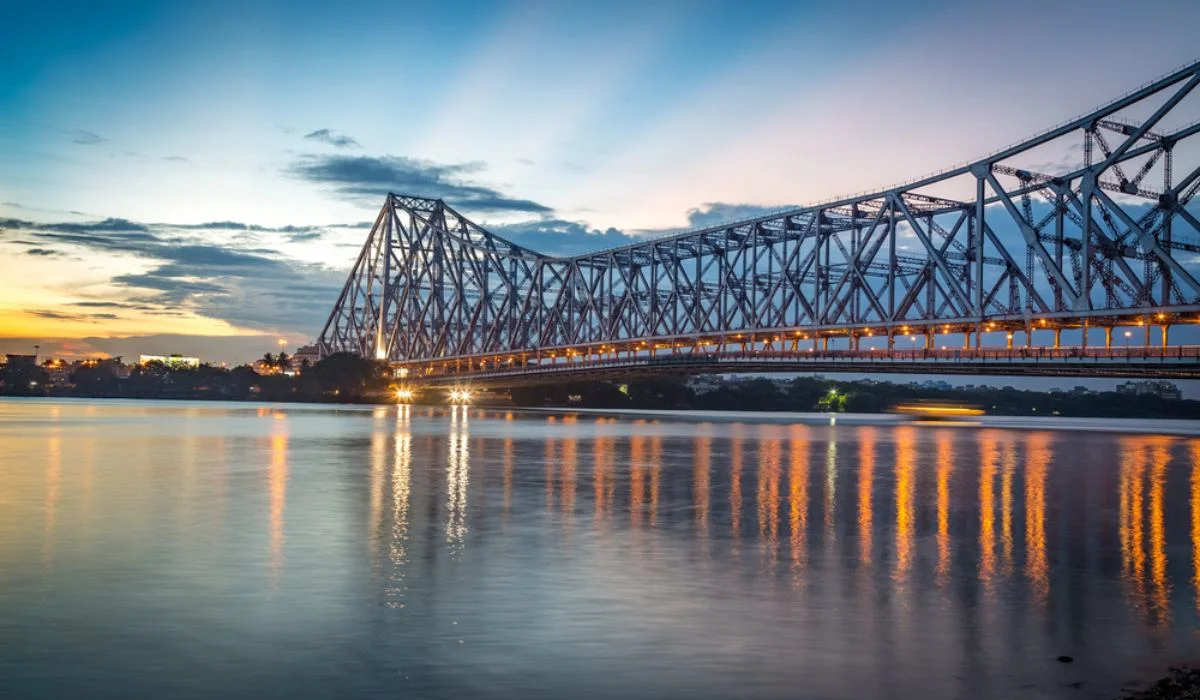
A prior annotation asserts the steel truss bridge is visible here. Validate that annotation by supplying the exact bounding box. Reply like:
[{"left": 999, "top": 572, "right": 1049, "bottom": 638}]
[{"left": 317, "top": 60, "right": 1200, "bottom": 384}]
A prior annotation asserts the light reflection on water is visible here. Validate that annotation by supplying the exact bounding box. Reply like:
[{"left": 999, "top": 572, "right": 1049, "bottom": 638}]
[{"left": 0, "top": 399, "right": 1199, "bottom": 699}]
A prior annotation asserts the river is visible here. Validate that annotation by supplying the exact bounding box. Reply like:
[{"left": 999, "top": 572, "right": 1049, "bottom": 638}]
[{"left": 0, "top": 398, "right": 1197, "bottom": 699}]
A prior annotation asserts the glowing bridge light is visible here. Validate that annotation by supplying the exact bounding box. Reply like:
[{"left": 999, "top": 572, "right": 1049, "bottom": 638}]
[
  {"left": 395, "top": 387, "right": 415, "bottom": 402},
  {"left": 448, "top": 388, "right": 473, "bottom": 404}
]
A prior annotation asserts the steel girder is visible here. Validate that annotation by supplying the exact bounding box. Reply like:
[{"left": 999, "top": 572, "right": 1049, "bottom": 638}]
[{"left": 317, "top": 60, "right": 1200, "bottom": 363}]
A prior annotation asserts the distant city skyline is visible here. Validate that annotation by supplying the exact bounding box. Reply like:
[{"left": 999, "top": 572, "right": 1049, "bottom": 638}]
[{"left": 2, "top": 0, "right": 1199, "bottom": 365}]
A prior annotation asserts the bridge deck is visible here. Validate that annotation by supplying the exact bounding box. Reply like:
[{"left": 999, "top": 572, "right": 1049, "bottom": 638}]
[{"left": 402, "top": 347, "right": 1200, "bottom": 387}]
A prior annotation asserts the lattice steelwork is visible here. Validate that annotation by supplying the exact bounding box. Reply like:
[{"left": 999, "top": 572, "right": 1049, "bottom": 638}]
[{"left": 317, "top": 60, "right": 1200, "bottom": 369}]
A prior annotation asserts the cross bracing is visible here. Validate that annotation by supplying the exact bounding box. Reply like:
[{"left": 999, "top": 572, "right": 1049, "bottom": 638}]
[{"left": 317, "top": 60, "right": 1200, "bottom": 371}]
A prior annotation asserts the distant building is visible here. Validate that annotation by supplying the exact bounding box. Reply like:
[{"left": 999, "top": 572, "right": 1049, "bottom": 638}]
[
  {"left": 687, "top": 376, "right": 725, "bottom": 393},
  {"left": 293, "top": 344, "right": 320, "bottom": 371},
  {"left": 3, "top": 354, "right": 36, "bottom": 368},
  {"left": 1116, "top": 380, "right": 1182, "bottom": 401},
  {"left": 139, "top": 354, "right": 200, "bottom": 369},
  {"left": 73, "top": 357, "right": 129, "bottom": 378},
  {"left": 42, "top": 359, "right": 72, "bottom": 385}
]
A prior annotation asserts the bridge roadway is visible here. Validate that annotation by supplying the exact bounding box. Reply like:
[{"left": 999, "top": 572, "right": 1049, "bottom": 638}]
[{"left": 399, "top": 345, "right": 1200, "bottom": 388}]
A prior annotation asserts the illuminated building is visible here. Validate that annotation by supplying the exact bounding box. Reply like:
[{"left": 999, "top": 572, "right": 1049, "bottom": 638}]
[{"left": 138, "top": 354, "right": 200, "bottom": 369}]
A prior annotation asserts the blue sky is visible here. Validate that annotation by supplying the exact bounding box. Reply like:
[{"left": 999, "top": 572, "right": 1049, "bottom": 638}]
[{"left": 1, "top": 0, "right": 1199, "bottom": 365}]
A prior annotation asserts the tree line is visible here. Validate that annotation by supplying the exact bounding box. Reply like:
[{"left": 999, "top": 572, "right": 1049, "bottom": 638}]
[
  {"left": 3, "top": 354, "right": 1195, "bottom": 418},
  {"left": 0, "top": 353, "right": 391, "bottom": 402}
]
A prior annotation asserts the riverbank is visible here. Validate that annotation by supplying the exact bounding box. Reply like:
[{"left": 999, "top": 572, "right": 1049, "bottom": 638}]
[{"left": 4, "top": 355, "right": 1197, "bottom": 419}]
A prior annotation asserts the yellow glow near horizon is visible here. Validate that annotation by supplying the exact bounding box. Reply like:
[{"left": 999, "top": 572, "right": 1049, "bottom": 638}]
[{"left": 0, "top": 244, "right": 259, "bottom": 342}]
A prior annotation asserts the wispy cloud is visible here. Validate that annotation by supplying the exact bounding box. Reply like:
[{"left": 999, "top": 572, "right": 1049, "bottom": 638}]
[
  {"left": 290, "top": 154, "right": 553, "bottom": 213},
  {"left": 69, "top": 129, "right": 107, "bottom": 145},
  {"left": 303, "top": 128, "right": 361, "bottom": 149}
]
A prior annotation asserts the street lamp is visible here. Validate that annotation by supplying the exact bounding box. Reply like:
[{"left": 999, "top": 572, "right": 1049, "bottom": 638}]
[{"left": 1123, "top": 330, "right": 1132, "bottom": 350}]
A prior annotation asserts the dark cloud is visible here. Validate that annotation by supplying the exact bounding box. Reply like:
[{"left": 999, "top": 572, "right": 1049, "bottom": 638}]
[
  {"left": 0, "top": 216, "right": 348, "bottom": 334},
  {"left": 171, "top": 219, "right": 366, "bottom": 243},
  {"left": 69, "top": 129, "right": 107, "bottom": 145},
  {"left": 485, "top": 203, "right": 800, "bottom": 257},
  {"left": 29, "top": 310, "right": 119, "bottom": 321},
  {"left": 679, "top": 202, "right": 798, "bottom": 230},
  {"left": 303, "top": 128, "right": 361, "bottom": 149},
  {"left": 283, "top": 231, "right": 323, "bottom": 242},
  {"left": 25, "top": 248, "right": 63, "bottom": 256},
  {"left": 487, "top": 218, "right": 639, "bottom": 256},
  {"left": 0, "top": 216, "right": 355, "bottom": 252},
  {"left": 290, "top": 154, "right": 552, "bottom": 214},
  {"left": 2, "top": 216, "right": 150, "bottom": 234}
]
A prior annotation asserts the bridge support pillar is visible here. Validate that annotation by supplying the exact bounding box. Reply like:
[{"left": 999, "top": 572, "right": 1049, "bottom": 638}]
[
  {"left": 1161, "top": 325, "right": 1169, "bottom": 349},
  {"left": 1081, "top": 321, "right": 1089, "bottom": 350},
  {"left": 1104, "top": 327, "right": 1113, "bottom": 349},
  {"left": 1006, "top": 333, "right": 1014, "bottom": 350},
  {"left": 888, "top": 333, "right": 895, "bottom": 351},
  {"left": 962, "top": 332, "right": 970, "bottom": 350},
  {"left": 821, "top": 337, "right": 829, "bottom": 352},
  {"left": 849, "top": 334, "right": 859, "bottom": 351},
  {"left": 1053, "top": 329, "right": 1061, "bottom": 349},
  {"left": 1025, "top": 326, "right": 1033, "bottom": 348},
  {"left": 924, "top": 331, "right": 933, "bottom": 350},
  {"left": 1144, "top": 324, "right": 1151, "bottom": 347}
]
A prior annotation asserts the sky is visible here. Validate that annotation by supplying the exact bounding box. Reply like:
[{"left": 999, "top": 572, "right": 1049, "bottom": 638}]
[{"left": 1, "top": 0, "right": 1199, "bottom": 370}]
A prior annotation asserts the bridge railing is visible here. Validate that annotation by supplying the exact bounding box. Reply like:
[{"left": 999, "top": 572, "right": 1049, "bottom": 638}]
[{"left": 410, "top": 345, "right": 1200, "bottom": 380}]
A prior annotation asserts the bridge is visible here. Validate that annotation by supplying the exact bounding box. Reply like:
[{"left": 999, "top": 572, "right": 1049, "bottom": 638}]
[{"left": 316, "top": 60, "right": 1200, "bottom": 385}]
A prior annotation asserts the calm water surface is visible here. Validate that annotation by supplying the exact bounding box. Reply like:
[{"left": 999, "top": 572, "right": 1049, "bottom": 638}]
[{"left": 1, "top": 398, "right": 1198, "bottom": 699}]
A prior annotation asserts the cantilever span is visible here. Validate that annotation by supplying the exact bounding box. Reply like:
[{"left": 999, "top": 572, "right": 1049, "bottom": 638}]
[{"left": 317, "top": 60, "right": 1200, "bottom": 383}]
